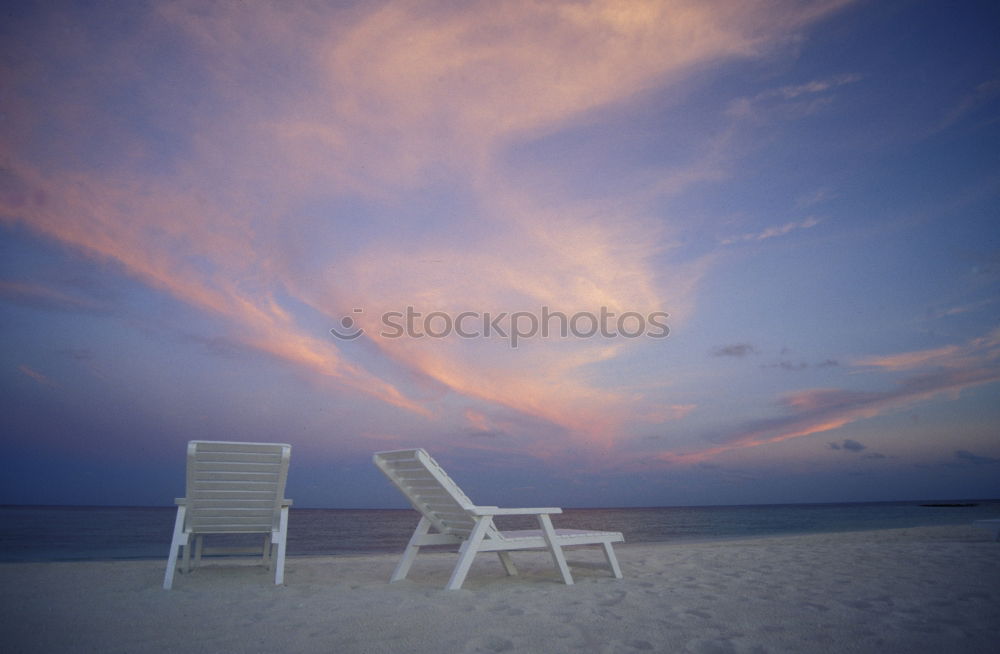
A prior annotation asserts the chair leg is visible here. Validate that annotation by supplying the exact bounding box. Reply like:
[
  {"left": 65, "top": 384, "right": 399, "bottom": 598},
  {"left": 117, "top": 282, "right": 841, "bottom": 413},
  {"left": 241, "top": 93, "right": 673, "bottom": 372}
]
[
  {"left": 602, "top": 542, "right": 623, "bottom": 579},
  {"left": 191, "top": 535, "right": 204, "bottom": 571},
  {"left": 497, "top": 551, "right": 518, "bottom": 576},
  {"left": 273, "top": 505, "right": 289, "bottom": 585},
  {"left": 163, "top": 506, "right": 187, "bottom": 590},
  {"left": 262, "top": 534, "right": 273, "bottom": 571},
  {"left": 391, "top": 516, "right": 431, "bottom": 582},
  {"left": 538, "top": 514, "right": 573, "bottom": 585},
  {"left": 446, "top": 516, "right": 492, "bottom": 590}
]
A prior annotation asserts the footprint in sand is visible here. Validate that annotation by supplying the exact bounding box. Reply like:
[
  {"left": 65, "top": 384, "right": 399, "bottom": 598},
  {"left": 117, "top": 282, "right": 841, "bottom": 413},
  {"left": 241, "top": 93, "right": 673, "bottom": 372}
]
[
  {"left": 464, "top": 635, "right": 515, "bottom": 653},
  {"left": 685, "top": 609, "right": 713, "bottom": 620},
  {"left": 598, "top": 589, "right": 627, "bottom": 607}
]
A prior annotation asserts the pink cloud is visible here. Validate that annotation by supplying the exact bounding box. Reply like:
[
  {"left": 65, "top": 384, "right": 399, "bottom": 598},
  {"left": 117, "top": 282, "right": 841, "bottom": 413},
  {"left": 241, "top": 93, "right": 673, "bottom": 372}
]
[
  {"left": 0, "top": 160, "right": 427, "bottom": 416},
  {"left": 18, "top": 365, "right": 55, "bottom": 387},
  {"left": 854, "top": 329, "right": 1000, "bottom": 371},
  {"left": 0, "top": 0, "right": 856, "bottom": 459},
  {"left": 654, "top": 330, "right": 1000, "bottom": 465},
  {"left": 0, "top": 280, "right": 103, "bottom": 312}
]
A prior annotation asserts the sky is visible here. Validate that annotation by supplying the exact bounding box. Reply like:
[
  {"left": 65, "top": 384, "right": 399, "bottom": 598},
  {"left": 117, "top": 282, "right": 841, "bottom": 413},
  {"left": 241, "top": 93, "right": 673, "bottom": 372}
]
[{"left": 1, "top": 0, "right": 999, "bottom": 509}]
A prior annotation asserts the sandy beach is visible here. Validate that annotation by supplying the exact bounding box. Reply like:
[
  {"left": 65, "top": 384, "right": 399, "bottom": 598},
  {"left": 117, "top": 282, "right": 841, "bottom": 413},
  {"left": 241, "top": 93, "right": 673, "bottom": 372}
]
[{"left": 1, "top": 524, "right": 997, "bottom": 653}]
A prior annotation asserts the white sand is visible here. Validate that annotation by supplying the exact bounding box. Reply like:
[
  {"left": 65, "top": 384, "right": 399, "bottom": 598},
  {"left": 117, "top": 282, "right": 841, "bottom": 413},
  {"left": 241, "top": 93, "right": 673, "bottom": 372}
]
[{"left": 1, "top": 524, "right": 998, "bottom": 653}]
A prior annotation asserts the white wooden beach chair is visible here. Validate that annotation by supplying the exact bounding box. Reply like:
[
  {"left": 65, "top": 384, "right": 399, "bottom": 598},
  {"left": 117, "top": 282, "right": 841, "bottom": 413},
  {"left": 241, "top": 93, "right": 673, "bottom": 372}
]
[
  {"left": 163, "top": 441, "right": 292, "bottom": 589},
  {"left": 973, "top": 519, "right": 1000, "bottom": 541},
  {"left": 373, "top": 448, "right": 624, "bottom": 590}
]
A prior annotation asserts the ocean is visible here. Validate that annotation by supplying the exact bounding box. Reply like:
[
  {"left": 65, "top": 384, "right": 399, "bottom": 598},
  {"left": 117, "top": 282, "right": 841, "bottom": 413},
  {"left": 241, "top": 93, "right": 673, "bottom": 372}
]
[{"left": 1, "top": 500, "right": 998, "bottom": 563}]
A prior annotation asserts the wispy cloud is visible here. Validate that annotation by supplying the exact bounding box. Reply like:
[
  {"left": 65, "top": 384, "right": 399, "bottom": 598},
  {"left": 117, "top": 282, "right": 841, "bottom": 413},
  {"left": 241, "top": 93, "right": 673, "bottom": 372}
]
[
  {"left": 829, "top": 438, "right": 865, "bottom": 452},
  {"left": 0, "top": 280, "right": 104, "bottom": 312},
  {"left": 926, "top": 297, "right": 997, "bottom": 320},
  {"left": 773, "top": 74, "right": 863, "bottom": 100},
  {"left": 641, "top": 404, "right": 698, "bottom": 422},
  {"left": 18, "top": 364, "right": 55, "bottom": 387},
  {"left": 854, "top": 328, "right": 1000, "bottom": 371},
  {"left": 657, "top": 329, "right": 1000, "bottom": 464},
  {"left": 954, "top": 449, "right": 1000, "bottom": 465},
  {"left": 939, "top": 77, "right": 1000, "bottom": 131},
  {"left": 0, "top": 160, "right": 430, "bottom": 416},
  {"left": 727, "top": 73, "right": 862, "bottom": 121},
  {"left": 0, "top": 0, "right": 856, "bottom": 456},
  {"left": 794, "top": 187, "right": 837, "bottom": 209},
  {"left": 713, "top": 343, "right": 758, "bottom": 357},
  {"left": 763, "top": 358, "right": 839, "bottom": 371},
  {"left": 721, "top": 216, "right": 821, "bottom": 245}
]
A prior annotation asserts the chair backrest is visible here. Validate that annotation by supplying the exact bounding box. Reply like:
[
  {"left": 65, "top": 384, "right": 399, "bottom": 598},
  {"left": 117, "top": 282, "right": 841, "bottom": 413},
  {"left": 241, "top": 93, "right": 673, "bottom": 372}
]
[
  {"left": 374, "top": 448, "right": 494, "bottom": 540},
  {"left": 184, "top": 440, "right": 291, "bottom": 534}
]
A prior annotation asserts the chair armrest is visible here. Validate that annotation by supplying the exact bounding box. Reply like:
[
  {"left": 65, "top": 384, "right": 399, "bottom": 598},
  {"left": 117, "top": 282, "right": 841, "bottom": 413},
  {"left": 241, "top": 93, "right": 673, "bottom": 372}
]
[{"left": 472, "top": 506, "right": 563, "bottom": 516}]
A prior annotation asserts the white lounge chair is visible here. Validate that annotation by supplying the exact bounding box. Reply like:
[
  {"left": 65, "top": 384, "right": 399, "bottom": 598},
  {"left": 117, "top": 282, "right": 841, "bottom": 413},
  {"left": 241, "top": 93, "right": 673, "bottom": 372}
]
[
  {"left": 974, "top": 519, "right": 1000, "bottom": 541},
  {"left": 373, "top": 448, "right": 624, "bottom": 590},
  {"left": 163, "top": 441, "right": 292, "bottom": 589}
]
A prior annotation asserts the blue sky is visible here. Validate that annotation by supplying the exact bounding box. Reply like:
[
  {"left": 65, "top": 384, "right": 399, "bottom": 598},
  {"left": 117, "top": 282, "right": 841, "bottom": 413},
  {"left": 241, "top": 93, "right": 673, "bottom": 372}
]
[{"left": 2, "top": 0, "right": 998, "bottom": 509}]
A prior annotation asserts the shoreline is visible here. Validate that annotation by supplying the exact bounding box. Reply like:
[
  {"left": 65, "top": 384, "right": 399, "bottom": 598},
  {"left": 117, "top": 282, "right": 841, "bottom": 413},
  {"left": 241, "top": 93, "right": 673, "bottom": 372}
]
[
  {"left": 5, "top": 514, "right": 999, "bottom": 565},
  {"left": 1, "top": 524, "right": 997, "bottom": 653},
  {"left": 6, "top": 501, "right": 1000, "bottom": 566}
]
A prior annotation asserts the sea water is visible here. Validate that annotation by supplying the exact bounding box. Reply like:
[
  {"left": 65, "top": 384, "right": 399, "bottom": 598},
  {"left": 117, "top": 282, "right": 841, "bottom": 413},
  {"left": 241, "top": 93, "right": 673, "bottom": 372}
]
[{"left": 1, "top": 500, "right": 998, "bottom": 562}]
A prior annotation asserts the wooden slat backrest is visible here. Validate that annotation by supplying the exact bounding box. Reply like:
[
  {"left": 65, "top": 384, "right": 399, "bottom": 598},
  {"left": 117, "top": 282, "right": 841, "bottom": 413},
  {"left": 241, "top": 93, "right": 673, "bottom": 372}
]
[
  {"left": 374, "top": 449, "right": 498, "bottom": 540},
  {"left": 184, "top": 441, "right": 291, "bottom": 534}
]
